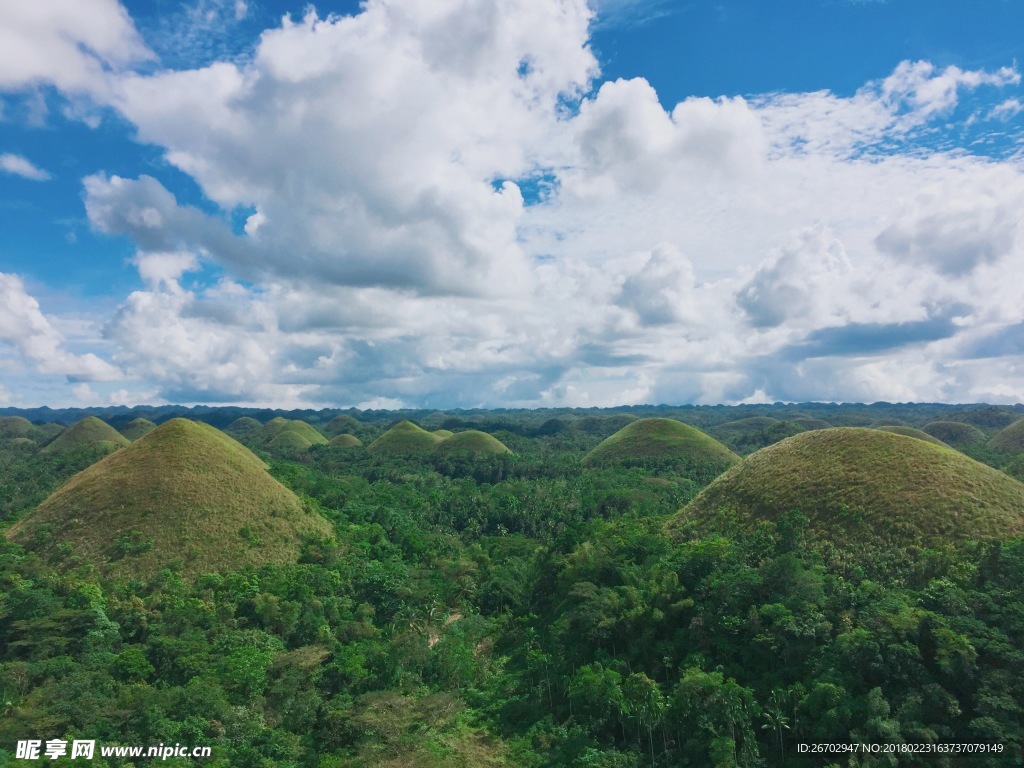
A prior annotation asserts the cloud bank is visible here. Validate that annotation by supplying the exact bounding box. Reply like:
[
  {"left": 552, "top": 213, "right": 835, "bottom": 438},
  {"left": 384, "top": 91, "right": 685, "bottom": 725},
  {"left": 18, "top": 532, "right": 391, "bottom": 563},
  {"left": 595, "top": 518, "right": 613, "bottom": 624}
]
[{"left": 1, "top": 0, "right": 1023, "bottom": 407}]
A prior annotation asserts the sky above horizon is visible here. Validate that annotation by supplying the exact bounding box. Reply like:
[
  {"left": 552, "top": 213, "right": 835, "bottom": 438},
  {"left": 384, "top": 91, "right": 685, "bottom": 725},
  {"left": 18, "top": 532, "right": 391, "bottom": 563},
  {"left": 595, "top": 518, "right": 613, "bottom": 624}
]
[{"left": 1, "top": 0, "right": 1024, "bottom": 409}]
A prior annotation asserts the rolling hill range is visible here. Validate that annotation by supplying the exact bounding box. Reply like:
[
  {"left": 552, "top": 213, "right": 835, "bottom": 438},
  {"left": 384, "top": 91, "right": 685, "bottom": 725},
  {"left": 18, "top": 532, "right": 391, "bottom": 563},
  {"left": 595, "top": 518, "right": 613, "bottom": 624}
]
[
  {"left": 7, "top": 419, "right": 332, "bottom": 580},
  {"left": 40, "top": 417, "right": 129, "bottom": 455},
  {"left": 674, "top": 428, "right": 1024, "bottom": 553},
  {"left": 583, "top": 418, "right": 739, "bottom": 479}
]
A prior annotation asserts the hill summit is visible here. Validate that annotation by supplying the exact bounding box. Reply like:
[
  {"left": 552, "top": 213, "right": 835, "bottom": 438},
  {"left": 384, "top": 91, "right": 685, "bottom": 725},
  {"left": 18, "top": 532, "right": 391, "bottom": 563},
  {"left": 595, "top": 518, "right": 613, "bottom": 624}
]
[
  {"left": 8, "top": 419, "right": 332, "bottom": 580},
  {"left": 367, "top": 421, "right": 442, "bottom": 454},
  {"left": 41, "top": 417, "right": 129, "bottom": 455},
  {"left": 675, "top": 428, "right": 1024, "bottom": 552},
  {"left": 583, "top": 418, "right": 739, "bottom": 479}
]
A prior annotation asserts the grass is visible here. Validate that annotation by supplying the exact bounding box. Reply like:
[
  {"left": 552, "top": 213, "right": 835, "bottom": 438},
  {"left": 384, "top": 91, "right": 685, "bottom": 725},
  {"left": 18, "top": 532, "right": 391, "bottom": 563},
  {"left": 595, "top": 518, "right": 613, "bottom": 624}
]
[
  {"left": 876, "top": 425, "right": 947, "bottom": 446},
  {"left": 923, "top": 421, "right": 988, "bottom": 449},
  {"left": 41, "top": 417, "right": 129, "bottom": 455},
  {"left": 0, "top": 416, "right": 36, "bottom": 439},
  {"left": 368, "top": 421, "right": 442, "bottom": 454},
  {"left": 257, "top": 418, "right": 328, "bottom": 447},
  {"left": 583, "top": 418, "right": 739, "bottom": 479},
  {"left": 328, "top": 433, "right": 363, "bottom": 447},
  {"left": 793, "top": 418, "right": 832, "bottom": 431},
  {"left": 120, "top": 418, "right": 156, "bottom": 441},
  {"left": 323, "top": 414, "right": 363, "bottom": 436},
  {"left": 267, "top": 430, "right": 314, "bottom": 453},
  {"left": 988, "top": 419, "right": 1024, "bottom": 454},
  {"left": 433, "top": 429, "right": 455, "bottom": 438},
  {"left": 8, "top": 418, "right": 332, "bottom": 581},
  {"left": 225, "top": 416, "right": 263, "bottom": 438},
  {"left": 675, "top": 428, "right": 1024, "bottom": 552},
  {"left": 436, "top": 430, "right": 511, "bottom": 457}
]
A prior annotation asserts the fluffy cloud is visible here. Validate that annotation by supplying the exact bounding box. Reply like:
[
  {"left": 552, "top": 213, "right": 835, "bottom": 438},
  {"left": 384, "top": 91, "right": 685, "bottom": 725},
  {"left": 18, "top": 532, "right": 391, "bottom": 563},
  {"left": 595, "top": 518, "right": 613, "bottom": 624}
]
[
  {"left": 0, "top": 274, "right": 121, "bottom": 381},
  {"left": 0, "top": 153, "right": 51, "bottom": 181}
]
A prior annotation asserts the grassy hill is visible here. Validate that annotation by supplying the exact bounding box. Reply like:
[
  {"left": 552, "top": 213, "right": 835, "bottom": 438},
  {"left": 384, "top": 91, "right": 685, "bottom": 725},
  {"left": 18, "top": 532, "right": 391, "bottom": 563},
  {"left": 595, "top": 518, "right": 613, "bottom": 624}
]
[
  {"left": 257, "top": 419, "right": 328, "bottom": 447},
  {"left": 0, "top": 416, "right": 36, "bottom": 439},
  {"left": 946, "top": 406, "right": 1021, "bottom": 431},
  {"left": 876, "top": 425, "right": 947, "bottom": 446},
  {"left": 711, "top": 417, "right": 805, "bottom": 454},
  {"left": 8, "top": 418, "right": 332, "bottom": 580},
  {"left": 323, "top": 414, "right": 363, "bottom": 436},
  {"left": 40, "top": 417, "right": 129, "bottom": 455},
  {"left": 225, "top": 416, "right": 263, "bottom": 439},
  {"left": 120, "top": 417, "right": 156, "bottom": 441},
  {"left": 989, "top": 419, "right": 1024, "bottom": 454},
  {"left": 583, "top": 418, "right": 739, "bottom": 479},
  {"left": 923, "top": 421, "right": 988, "bottom": 449},
  {"left": 328, "top": 433, "right": 363, "bottom": 447},
  {"left": 436, "top": 430, "right": 511, "bottom": 457},
  {"left": 267, "top": 430, "right": 314, "bottom": 454},
  {"left": 367, "top": 421, "right": 442, "bottom": 455},
  {"left": 793, "top": 417, "right": 831, "bottom": 431},
  {"left": 432, "top": 429, "right": 455, "bottom": 439},
  {"left": 674, "top": 428, "right": 1024, "bottom": 553}
]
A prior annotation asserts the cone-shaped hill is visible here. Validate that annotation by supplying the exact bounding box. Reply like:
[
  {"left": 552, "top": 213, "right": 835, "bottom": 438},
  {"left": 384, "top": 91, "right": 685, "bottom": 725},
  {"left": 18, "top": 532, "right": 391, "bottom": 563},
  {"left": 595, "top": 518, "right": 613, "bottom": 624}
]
[
  {"left": 923, "top": 421, "right": 987, "bottom": 449},
  {"left": 120, "top": 417, "right": 156, "bottom": 441},
  {"left": 267, "top": 430, "right": 314, "bottom": 453},
  {"left": 323, "top": 414, "right": 363, "bottom": 436},
  {"left": 8, "top": 419, "right": 332, "bottom": 580},
  {"left": 225, "top": 416, "right": 263, "bottom": 439},
  {"left": 674, "top": 428, "right": 1024, "bottom": 553},
  {"left": 41, "top": 417, "right": 129, "bottom": 455},
  {"left": 367, "top": 421, "right": 441, "bottom": 454},
  {"left": 259, "top": 419, "right": 328, "bottom": 446},
  {"left": 583, "top": 418, "right": 739, "bottom": 479},
  {"left": 793, "top": 418, "right": 831, "bottom": 431},
  {"left": 436, "top": 430, "right": 511, "bottom": 457},
  {"left": 876, "top": 425, "right": 947, "bottom": 447},
  {"left": 0, "top": 416, "right": 36, "bottom": 439},
  {"left": 989, "top": 419, "right": 1024, "bottom": 454},
  {"left": 432, "top": 429, "right": 455, "bottom": 439},
  {"left": 328, "top": 433, "right": 363, "bottom": 447}
]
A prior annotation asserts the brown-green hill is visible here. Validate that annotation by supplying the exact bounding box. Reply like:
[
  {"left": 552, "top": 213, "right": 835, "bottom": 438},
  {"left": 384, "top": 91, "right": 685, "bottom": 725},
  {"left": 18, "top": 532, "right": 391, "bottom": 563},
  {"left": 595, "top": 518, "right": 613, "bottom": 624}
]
[
  {"left": 432, "top": 429, "right": 455, "bottom": 439},
  {"left": 328, "top": 434, "right": 363, "bottom": 448},
  {"left": 674, "top": 428, "right": 1024, "bottom": 553},
  {"left": 256, "top": 419, "right": 328, "bottom": 447},
  {"left": 436, "top": 430, "right": 511, "bottom": 457},
  {"left": 946, "top": 406, "right": 1021, "bottom": 431},
  {"left": 225, "top": 416, "right": 263, "bottom": 438},
  {"left": 267, "top": 431, "right": 314, "bottom": 453},
  {"left": 41, "top": 417, "right": 129, "bottom": 455},
  {"left": 923, "top": 421, "right": 987, "bottom": 449},
  {"left": 8, "top": 418, "right": 332, "bottom": 580},
  {"left": 583, "top": 418, "right": 739, "bottom": 479},
  {"left": 989, "top": 419, "right": 1024, "bottom": 454},
  {"left": 120, "top": 418, "right": 156, "bottom": 441},
  {"left": 367, "top": 421, "right": 442, "bottom": 454},
  {"left": 323, "top": 414, "right": 363, "bottom": 436},
  {"left": 0, "top": 416, "right": 35, "bottom": 439},
  {"left": 871, "top": 418, "right": 908, "bottom": 427},
  {"left": 876, "top": 425, "right": 947, "bottom": 446}
]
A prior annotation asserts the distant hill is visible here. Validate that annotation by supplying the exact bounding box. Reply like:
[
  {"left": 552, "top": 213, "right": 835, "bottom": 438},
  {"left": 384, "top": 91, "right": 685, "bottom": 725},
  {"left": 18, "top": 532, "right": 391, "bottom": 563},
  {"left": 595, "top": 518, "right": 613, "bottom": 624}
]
[
  {"left": 41, "top": 417, "right": 129, "bottom": 455},
  {"left": 328, "top": 434, "right": 363, "bottom": 447},
  {"left": 876, "top": 425, "right": 947, "bottom": 446},
  {"left": 711, "top": 417, "right": 805, "bottom": 454},
  {"left": 432, "top": 429, "right": 455, "bottom": 439},
  {"left": 674, "top": 428, "right": 1024, "bottom": 553},
  {"left": 322, "top": 414, "right": 363, "bottom": 436},
  {"left": 946, "top": 406, "right": 1021, "bottom": 431},
  {"left": 225, "top": 416, "right": 263, "bottom": 439},
  {"left": 267, "top": 430, "right": 314, "bottom": 454},
  {"left": 367, "top": 421, "right": 442, "bottom": 454},
  {"left": 583, "top": 418, "right": 739, "bottom": 480},
  {"left": 989, "top": 419, "right": 1024, "bottom": 454},
  {"left": 8, "top": 419, "right": 332, "bottom": 580},
  {"left": 792, "top": 418, "right": 831, "bottom": 431},
  {"left": 120, "top": 418, "right": 156, "bottom": 441},
  {"left": 436, "top": 430, "right": 511, "bottom": 457},
  {"left": 0, "top": 416, "right": 36, "bottom": 439},
  {"left": 922, "top": 421, "right": 987, "bottom": 449},
  {"left": 258, "top": 419, "right": 328, "bottom": 447}
]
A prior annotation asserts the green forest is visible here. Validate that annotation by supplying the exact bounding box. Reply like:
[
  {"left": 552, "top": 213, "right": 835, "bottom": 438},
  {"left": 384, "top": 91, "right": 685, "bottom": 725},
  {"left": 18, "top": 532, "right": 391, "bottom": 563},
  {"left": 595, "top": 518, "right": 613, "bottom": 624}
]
[{"left": 2, "top": 403, "right": 1024, "bottom": 767}]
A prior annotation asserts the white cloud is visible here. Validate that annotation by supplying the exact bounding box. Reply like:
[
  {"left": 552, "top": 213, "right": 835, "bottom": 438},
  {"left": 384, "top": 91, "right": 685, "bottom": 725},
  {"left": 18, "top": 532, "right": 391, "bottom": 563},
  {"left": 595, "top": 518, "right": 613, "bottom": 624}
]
[
  {"left": 0, "top": 152, "right": 51, "bottom": 181},
  {"left": 0, "top": 274, "right": 121, "bottom": 381}
]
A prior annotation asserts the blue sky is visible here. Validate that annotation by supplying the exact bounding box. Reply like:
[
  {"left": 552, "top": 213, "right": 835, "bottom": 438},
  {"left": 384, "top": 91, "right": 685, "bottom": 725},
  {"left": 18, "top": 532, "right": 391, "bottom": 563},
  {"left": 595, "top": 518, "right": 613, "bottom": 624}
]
[{"left": 1, "top": 0, "right": 1023, "bottom": 408}]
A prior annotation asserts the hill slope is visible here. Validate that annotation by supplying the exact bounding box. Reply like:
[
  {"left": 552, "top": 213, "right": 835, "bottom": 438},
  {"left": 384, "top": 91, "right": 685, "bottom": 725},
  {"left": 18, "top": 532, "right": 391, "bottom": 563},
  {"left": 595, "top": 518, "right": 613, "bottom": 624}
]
[
  {"left": 9, "top": 419, "right": 332, "bottom": 580},
  {"left": 367, "top": 421, "right": 442, "bottom": 454},
  {"left": 675, "top": 428, "right": 1024, "bottom": 552},
  {"left": 583, "top": 418, "right": 739, "bottom": 479},
  {"left": 989, "top": 419, "right": 1024, "bottom": 454},
  {"left": 922, "top": 421, "right": 987, "bottom": 449},
  {"left": 41, "top": 417, "right": 129, "bottom": 455},
  {"left": 120, "top": 418, "right": 156, "bottom": 441},
  {"left": 328, "top": 434, "right": 363, "bottom": 447},
  {"left": 436, "top": 430, "right": 511, "bottom": 457},
  {"left": 876, "top": 425, "right": 947, "bottom": 446}
]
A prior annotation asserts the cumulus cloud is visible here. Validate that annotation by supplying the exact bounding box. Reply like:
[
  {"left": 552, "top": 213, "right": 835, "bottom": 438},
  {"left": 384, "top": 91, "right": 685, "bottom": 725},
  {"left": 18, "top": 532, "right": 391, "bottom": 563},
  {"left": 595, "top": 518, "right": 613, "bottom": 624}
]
[
  {"left": 0, "top": 274, "right": 121, "bottom": 381},
  {"left": 0, "top": 153, "right": 51, "bottom": 181}
]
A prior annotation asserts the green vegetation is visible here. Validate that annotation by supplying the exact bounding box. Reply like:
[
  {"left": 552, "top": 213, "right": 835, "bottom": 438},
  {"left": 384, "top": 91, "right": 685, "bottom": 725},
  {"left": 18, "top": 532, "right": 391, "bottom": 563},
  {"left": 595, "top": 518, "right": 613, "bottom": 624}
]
[
  {"left": 368, "top": 420, "right": 442, "bottom": 454},
  {"left": 792, "top": 417, "right": 831, "bottom": 430},
  {"left": 265, "top": 419, "right": 329, "bottom": 446},
  {"left": 120, "top": 417, "right": 156, "bottom": 441},
  {"left": 323, "top": 414, "right": 363, "bottom": 436},
  {"left": 989, "top": 418, "right": 1024, "bottom": 454},
  {"left": 677, "top": 428, "right": 1024, "bottom": 554},
  {"left": 946, "top": 406, "right": 1021, "bottom": 430},
  {"left": 711, "top": 416, "right": 806, "bottom": 454},
  {"left": 876, "top": 424, "right": 948, "bottom": 446},
  {"left": 267, "top": 430, "right": 315, "bottom": 454},
  {"left": 584, "top": 418, "right": 739, "bottom": 481},
  {"left": 328, "top": 433, "right": 363, "bottom": 447},
  {"left": 436, "top": 430, "right": 512, "bottom": 457},
  {"left": 3, "top": 403, "right": 1024, "bottom": 767},
  {"left": 8, "top": 418, "right": 332, "bottom": 580},
  {"left": 0, "top": 416, "right": 36, "bottom": 439},
  {"left": 40, "top": 416, "right": 129, "bottom": 455},
  {"left": 924, "top": 420, "right": 989, "bottom": 449},
  {"left": 433, "top": 429, "right": 455, "bottom": 438}
]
